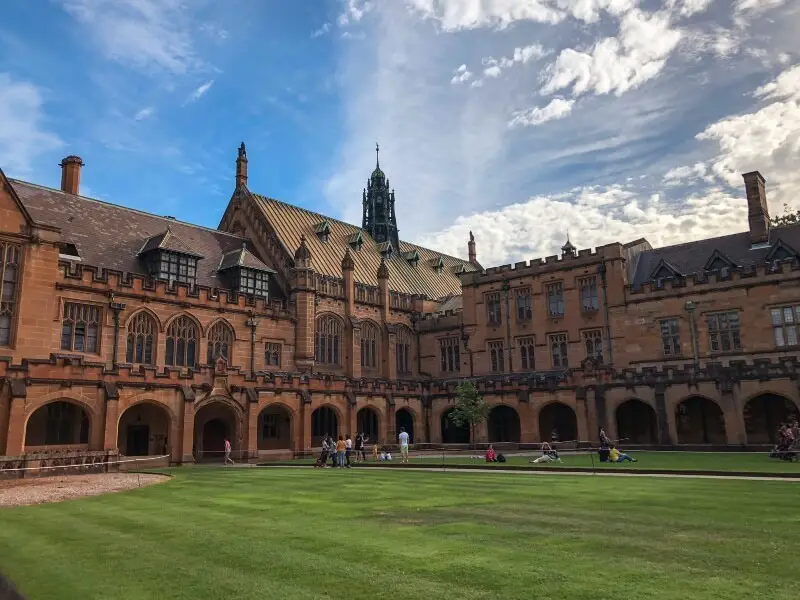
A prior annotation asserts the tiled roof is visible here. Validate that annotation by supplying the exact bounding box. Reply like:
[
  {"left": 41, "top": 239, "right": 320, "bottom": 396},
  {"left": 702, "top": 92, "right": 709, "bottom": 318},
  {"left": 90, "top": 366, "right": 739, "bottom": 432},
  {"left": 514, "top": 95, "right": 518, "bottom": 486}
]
[
  {"left": 631, "top": 224, "right": 800, "bottom": 287},
  {"left": 251, "top": 194, "right": 478, "bottom": 298},
  {"left": 218, "top": 245, "right": 276, "bottom": 272},
  {"left": 10, "top": 179, "right": 261, "bottom": 290},
  {"left": 139, "top": 226, "right": 203, "bottom": 257},
  {"left": 436, "top": 295, "right": 463, "bottom": 313}
]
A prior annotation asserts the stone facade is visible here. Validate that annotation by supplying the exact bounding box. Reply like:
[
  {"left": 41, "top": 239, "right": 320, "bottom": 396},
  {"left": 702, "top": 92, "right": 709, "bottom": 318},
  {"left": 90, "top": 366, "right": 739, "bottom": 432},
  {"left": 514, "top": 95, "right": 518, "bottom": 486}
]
[{"left": 1, "top": 150, "right": 799, "bottom": 464}]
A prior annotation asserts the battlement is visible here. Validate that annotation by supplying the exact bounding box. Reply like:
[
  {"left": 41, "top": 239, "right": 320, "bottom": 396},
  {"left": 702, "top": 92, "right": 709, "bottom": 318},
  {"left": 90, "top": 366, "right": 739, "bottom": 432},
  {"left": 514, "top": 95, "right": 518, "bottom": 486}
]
[
  {"left": 462, "top": 243, "right": 622, "bottom": 284},
  {"left": 57, "top": 260, "right": 291, "bottom": 318},
  {"left": 627, "top": 258, "right": 800, "bottom": 297}
]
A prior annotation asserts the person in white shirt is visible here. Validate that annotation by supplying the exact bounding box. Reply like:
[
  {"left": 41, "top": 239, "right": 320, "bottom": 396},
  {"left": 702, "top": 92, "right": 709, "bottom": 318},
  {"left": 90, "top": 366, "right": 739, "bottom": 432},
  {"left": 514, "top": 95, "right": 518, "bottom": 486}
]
[
  {"left": 345, "top": 434, "right": 353, "bottom": 468},
  {"left": 398, "top": 428, "right": 410, "bottom": 464}
]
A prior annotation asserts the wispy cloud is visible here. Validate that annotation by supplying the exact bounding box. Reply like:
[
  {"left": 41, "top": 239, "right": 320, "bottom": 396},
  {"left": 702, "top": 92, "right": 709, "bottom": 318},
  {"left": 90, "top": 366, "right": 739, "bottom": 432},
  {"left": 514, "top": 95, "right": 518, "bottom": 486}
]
[
  {"left": 134, "top": 106, "right": 155, "bottom": 121},
  {"left": 185, "top": 80, "right": 214, "bottom": 104},
  {"left": 508, "top": 98, "right": 574, "bottom": 128},
  {"left": 312, "top": 22, "right": 332, "bottom": 38},
  {"left": 0, "top": 73, "right": 63, "bottom": 176},
  {"left": 59, "top": 0, "right": 199, "bottom": 74}
]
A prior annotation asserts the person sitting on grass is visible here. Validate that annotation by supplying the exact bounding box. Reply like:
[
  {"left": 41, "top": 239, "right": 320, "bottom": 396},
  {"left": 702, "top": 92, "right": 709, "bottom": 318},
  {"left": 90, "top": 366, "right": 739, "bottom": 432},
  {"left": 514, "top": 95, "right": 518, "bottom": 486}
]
[
  {"left": 485, "top": 445, "right": 497, "bottom": 463},
  {"left": 379, "top": 447, "right": 392, "bottom": 461},
  {"left": 609, "top": 444, "right": 637, "bottom": 463},
  {"left": 531, "top": 442, "right": 560, "bottom": 464}
]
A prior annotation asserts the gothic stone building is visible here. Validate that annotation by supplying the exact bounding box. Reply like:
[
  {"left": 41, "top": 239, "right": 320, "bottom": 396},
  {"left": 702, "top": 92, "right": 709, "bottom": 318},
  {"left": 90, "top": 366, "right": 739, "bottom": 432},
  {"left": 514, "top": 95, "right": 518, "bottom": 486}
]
[{"left": 0, "top": 146, "right": 798, "bottom": 464}]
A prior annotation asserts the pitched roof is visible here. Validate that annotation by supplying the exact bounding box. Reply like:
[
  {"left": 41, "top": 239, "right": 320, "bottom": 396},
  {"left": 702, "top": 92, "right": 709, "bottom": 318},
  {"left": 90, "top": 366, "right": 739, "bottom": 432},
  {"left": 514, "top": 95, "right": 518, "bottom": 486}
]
[
  {"left": 631, "top": 223, "right": 800, "bottom": 287},
  {"left": 218, "top": 245, "right": 276, "bottom": 272},
  {"left": 251, "top": 194, "right": 478, "bottom": 298},
  {"left": 139, "top": 226, "right": 203, "bottom": 257},
  {"left": 9, "top": 179, "right": 261, "bottom": 289}
]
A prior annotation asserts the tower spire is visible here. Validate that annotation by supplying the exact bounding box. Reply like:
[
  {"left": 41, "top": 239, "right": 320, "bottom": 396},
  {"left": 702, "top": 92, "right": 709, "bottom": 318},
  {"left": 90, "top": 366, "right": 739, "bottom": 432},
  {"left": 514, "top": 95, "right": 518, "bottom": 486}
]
[
  {"left": 362, "top": 145, "right": 399, "bottom": 249},
  {"left": 375, "top": 142, "right": 380, "bottom": 169}
]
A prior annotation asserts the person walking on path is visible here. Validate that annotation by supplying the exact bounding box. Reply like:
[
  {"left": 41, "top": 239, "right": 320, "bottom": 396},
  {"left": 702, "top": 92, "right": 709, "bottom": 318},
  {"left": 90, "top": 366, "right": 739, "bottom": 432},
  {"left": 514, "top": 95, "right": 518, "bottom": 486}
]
[
  {"left": 398, "top": 427, "right": 410, "bottom": 464},
  {"left": 224, "top": 438, "right": 235, "bottom": 465},
  {"left": 345, "top": 434, "right": 353, "bottom": 468}
]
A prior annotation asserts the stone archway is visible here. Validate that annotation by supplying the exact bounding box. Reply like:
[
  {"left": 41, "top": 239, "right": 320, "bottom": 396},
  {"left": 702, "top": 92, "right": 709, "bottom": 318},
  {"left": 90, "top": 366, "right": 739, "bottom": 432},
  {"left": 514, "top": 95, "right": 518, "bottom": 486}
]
[
  {"left": 743, "top": 394, "right": 800, "bottom": 444},
  {"left": 396, "top": 408, "right": 415, "bottom": 444},
  {"left": 194, "top": 401, "right": 240, "bottom": 461},
  {"left": 675, "top": 396, "right": 726, "bottom": 444},
  {"left": 311, "top": 406, "right": 339, "bottom": 447},
  {"left": 357, "top": 407, "right": 380, "bottom": 443},
  {"left": 441, "top": 407, "right": 470, "bottom": 444},
  {"left": 258, "top": 405, "right": 292, "bottom": 450},
  {"left": 118, "top": 402, "right": 171, "bottom": 456},
  {"left": 25, "top": 401, "right": 90, "bottom": 450},
  {"left": 538, "top": 402, "right": 577, "bottom": 443},
  {"left": 615, "top": 399, "right": 658, "bottom": 444},
  {"left": 488, "top": 405, "right": 521, "bottom": 443}
]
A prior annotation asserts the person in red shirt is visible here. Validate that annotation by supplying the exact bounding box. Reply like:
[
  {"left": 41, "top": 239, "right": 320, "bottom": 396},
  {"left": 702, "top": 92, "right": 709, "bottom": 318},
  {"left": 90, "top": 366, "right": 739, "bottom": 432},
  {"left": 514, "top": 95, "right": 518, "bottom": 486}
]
[{"left": 485, "top": 445, "right": 497, "bottom": 463}]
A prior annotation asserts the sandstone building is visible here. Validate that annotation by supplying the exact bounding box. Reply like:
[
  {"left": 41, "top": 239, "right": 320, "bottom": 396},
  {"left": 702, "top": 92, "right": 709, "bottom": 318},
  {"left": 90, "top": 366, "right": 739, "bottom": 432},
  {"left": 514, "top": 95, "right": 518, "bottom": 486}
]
[{"left": 1, "top": 145, "right": 798, "bottom": 464}]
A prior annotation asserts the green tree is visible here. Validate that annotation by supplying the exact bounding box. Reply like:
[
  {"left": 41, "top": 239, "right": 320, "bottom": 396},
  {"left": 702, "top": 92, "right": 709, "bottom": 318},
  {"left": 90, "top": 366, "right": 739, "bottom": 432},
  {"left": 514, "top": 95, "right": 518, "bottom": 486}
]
[
  {"left": 770, "top": 204, "right": 800, "bottom": 227},
  {"left": 448, "top": 381, "right": 490, "bottom": 448}
]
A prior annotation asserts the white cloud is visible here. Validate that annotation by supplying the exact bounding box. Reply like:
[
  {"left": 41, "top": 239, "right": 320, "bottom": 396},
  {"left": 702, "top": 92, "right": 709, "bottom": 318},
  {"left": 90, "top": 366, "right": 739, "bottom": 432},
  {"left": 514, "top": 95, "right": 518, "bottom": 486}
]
[
  {"left": 508, "top": 97, "right": 575, "bottom": 128},
  {"left": 540, "top": 9, "right": 682, "bottom": 98},
  {"left": 666, "top": 0, "right": 714, "bottom": 18},
  {"left": 480, "top": 43, "right": 550, "bottom": 80},
  {"left": 134, "top": 106, "right": 155, "bottom": 121},
  {"left": 451, "top": 64, "right": 473, "bottom": 84},
  {"left": 754, "top": 64, "right": 800, "bottom": 101},
  {"left": 405, "top": 0, "right": 562, "bottom": 30},
  {"left": 0, "top": 73, "right": 63, "bottom": 176},
  {"left": 662, "top": 162, "right": 710, "bottom": 186},
  {"left": 312, "top": 22, "right": 332, "bottom": 37},
  {"left": 60, "top": 0, "right": 198, "bottom": 74},
  {"left": 416, "top": 184, "right": 745, "bottom": 266},
  {"left": 339, "top": 0, "right": 373, "bottom": 26},
  {"left": 185, "top": 80, "right": 214, "bottom": 103}
]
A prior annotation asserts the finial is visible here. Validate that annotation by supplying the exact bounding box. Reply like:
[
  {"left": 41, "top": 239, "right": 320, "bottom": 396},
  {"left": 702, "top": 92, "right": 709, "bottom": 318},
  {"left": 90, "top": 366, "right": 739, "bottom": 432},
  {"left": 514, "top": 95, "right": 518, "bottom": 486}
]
[
  {"left": 377, "top": 255, "right": 389, "bottom": 279},
  {"left": 375, "top": 142, "right": 380, "bottom": 168},
  {"left": 469, "top": 231, "right": 474, "bottom": 242},
  {"left": 241, "top": 240, "right": 247, "bottom": 250},
  {"left": 238, "top": 142, "right": 247, "bottom": 158}
]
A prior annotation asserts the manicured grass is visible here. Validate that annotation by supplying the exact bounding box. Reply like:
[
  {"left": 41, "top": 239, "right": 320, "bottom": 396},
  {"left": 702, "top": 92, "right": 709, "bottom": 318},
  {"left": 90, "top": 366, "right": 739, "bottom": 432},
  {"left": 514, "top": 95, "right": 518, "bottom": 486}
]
[
  {"left": 1, "top": 468, "right": 798, "bottom": 599},
  {"left": 277, "top": 450, "right": 800, "bottom": 473}
]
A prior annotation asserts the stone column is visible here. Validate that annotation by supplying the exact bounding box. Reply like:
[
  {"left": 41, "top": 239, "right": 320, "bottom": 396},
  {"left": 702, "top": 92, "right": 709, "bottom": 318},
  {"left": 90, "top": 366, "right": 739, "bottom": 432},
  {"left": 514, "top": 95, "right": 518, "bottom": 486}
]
[
  {"left": 103, "top": 399, "right": 119, "bottom": 451},
  {"left": 181, "top": 400, "right": 195, "bottom": 464},
  {"left": 4, "top": 397, "right": 26, "bottom": 456},
  {"left": 302, "top": 397, "right": 312, "bottom": 451},
  {"left": 247, "top": 401, "right": 259, "bottom": 460},
  {"left": 654, "top": 385, "right": 673, "bottom": 445}
]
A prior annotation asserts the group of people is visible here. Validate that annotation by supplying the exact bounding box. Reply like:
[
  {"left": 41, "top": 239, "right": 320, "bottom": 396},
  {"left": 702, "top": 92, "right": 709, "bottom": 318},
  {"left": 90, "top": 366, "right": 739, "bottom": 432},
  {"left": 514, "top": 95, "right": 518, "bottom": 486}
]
[
  {"left": 771, "top": 421, "right": 799, "bottom": 460},
  {"left": 525, "top": 429, "right": 637, "bottom": 464},
  {"left": 315, "top": 428, "right": 411, "bottom": 468}
]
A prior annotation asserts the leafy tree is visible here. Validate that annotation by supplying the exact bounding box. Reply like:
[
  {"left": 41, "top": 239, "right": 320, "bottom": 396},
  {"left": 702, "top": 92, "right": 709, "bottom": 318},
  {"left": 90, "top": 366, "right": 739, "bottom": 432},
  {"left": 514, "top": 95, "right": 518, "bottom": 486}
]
[
  {"left": 448, "top": 381, "right": 490, "bottom": 448},
  {"left": 770, "top": 204, "right": 800, "bottom": 227}
]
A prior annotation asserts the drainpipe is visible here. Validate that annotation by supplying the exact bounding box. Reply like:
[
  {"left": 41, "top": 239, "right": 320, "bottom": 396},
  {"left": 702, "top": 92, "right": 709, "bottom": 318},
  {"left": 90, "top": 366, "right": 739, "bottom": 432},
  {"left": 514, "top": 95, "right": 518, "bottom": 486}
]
[
  {"left": 412, "top": 312, "right": 432, "bottom": 378},
  {"left": 108, "top": 293, "right": 127, "bottom": 368},
  {"left": 502, "top": 280, "right": 513, "bottom": 372},
  {"left": 598, "top": 263, "right": 613, "bottom": 364},
  {"left": 685, "top": 301, "right": 699, "bottom": 367},
  {"left": 246, "top": 314, "right": 260, "bottom": 375}
]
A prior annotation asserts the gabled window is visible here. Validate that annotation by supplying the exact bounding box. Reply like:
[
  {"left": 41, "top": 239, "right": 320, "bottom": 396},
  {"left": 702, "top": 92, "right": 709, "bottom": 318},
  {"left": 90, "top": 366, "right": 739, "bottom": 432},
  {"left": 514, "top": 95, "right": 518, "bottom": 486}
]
[
  {"left": 649, "top": 259, "right": 682, "bottom": 282},
  {"left": 519, "top": 337, "right": 535, "bottom": 370},
  {"left": 546, "top": 282, "right": 564, "bottom": 317},
  {"left": 149, "top": 251, "right": 198, "bottom": 286},
  {"left": 431, "top": 256, "right": 444, "bottom": 274},
  {"left": 207, "top": 321, "right": 233, "bottom": 364},
  {"left": 0, "top": 242, "right": 20, "bottom": 346},
  {"left": 704, "top": 250, "right": 736, "bottom": 273},
  {"left": 237, "top": 268, "right": 269, "bottom": 298},
  {"left": 126, "top": 311, "right": 156, "bottom": 365},
  {"left": 315, "top": 220, "right": 331, "bottom": 243},
  {"left": 579, "top": 277, "right": 599, "bottom": 312},
  {"left": 707, "top": 311, "right": 741, "bottom": 353},
  {"left": 516, "top": 288, "right": 532, "bottom": 321},
  {"left": 486, "top": 292, "right": 502, "bottom": 325},
  {"left": 349, "top": 231, "right": 364, "bottom": 251},
  {"left": 488, "top": 340, "right": 504, "bottom": 373},
  {"left": 404, "top": 250, "right": 420, "bottom": 267},
  {"left": 61, "top": 302, "right": 101, "bottom": 353},
  {"left": 165, "top": 316, "right": 198, "bottom": 367},
  {"left": 549, "top": 333, "right": 568, "bottom": 368},
  {"left": 440, "top": 337, "right": 460, "bottom": 373},
  {"left": 765, "top": 239, "right": 799, "bottom": 263}
]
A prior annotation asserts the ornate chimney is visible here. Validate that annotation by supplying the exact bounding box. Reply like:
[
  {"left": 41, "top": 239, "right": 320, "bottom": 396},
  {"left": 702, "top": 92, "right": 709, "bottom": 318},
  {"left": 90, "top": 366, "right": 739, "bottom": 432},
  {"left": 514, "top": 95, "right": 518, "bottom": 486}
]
[
  {"left": 59, "top": 156, "right": 84, "bottom": 195},
  {"left": 743, "top": 171, "right": 769, "bottom": 245}
]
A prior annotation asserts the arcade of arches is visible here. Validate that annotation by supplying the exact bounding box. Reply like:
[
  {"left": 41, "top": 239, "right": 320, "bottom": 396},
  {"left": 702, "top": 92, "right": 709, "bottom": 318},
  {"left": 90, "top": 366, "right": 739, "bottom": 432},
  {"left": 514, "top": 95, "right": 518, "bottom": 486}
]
[
  {"left": 616, "top": 400, "right": 658, "bottom": 445},
  {"left": 258, "top": 405, "right": 292, "bottom": 450},
  {"left": 25, "top": 401, "right": 89, "bottom": 450},
  {"left": 538, "top": 402, "right": 577, "bottom": 444},
  {"left": 194, "top": 401, "right": 239, "bottom": 460},
  {"left": 488, "top": 405, "right": 520, "bottom": 443},
  {"left": 118, "top": 403, "right": 170, "bottom": 457}
]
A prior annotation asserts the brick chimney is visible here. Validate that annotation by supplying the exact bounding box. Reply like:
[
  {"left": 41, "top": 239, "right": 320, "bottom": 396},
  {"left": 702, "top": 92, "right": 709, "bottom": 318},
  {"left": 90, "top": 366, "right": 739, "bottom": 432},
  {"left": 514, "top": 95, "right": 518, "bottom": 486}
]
[
  {"left": 59, "top": 156, "right": 84, "bottom": 195},
  {"left": 468, "top": 231, "right": 477, "bottom": 264},
  {"left": 743, "top": 171, "right": 769, "bottom": 245}
]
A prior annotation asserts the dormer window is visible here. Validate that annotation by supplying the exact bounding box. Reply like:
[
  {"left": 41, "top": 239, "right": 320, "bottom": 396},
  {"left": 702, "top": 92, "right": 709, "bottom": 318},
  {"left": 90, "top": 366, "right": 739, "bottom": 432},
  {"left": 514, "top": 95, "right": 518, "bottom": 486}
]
[
  {"left": 430, "top": 256, "right": 445, "bottom": 274},
  {"left": 151, "top": 252, "right": 198, "bottom": 286},
  {"left": 315, "top": 220, "right": 331, "bottom": 243},
  {"left": 138, "top": 225, "right": 203, "bottom": 288},
  {"left": 379, "top": 241, "right": 393, "bottom": 259},
  {"left": 59, "top": 242, "right": 81, "bottom": 261},
  {"left": 404, "top": 250, "right": 420, "bottom": 267},
  {"left": 237, "top": 268, "right": 269, "bottom": 298},
  {"left": 649, "top": 259, "right": 682, "bottom": 285},
  {"left": 704, "top": 250, "right": 737, "bottom": 275},
  {"left": 765, "top": 239, "right": 799, "bottom": 263},
  {"left": 349, "top": 231, "right": 364, "bottom": 251}
]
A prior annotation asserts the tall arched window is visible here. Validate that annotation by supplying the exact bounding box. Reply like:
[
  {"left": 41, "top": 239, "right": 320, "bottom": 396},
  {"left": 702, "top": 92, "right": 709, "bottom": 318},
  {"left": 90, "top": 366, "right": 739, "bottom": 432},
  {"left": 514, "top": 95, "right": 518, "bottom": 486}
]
[
  {"left": 396, "top": 326, "right": 412, "bottom": 374},
  {"left": 126, "top": 311, "right": 156, "bottom": 365},
  {"left": 361, "top": 321, "right": 379, "bottom": 369},
  {"left": 165, "top": 315, "right": 198, "bottom": 367},
  {"left": 315, "top": 315, "right": 342, "bottom": 366},
  {"left": 207, "top": 320, "right": 233, "bottom": 364}
]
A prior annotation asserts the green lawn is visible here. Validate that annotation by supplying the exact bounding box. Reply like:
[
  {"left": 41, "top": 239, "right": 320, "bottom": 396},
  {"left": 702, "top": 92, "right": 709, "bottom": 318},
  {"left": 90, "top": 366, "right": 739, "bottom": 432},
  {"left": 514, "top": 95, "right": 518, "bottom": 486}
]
[
  {"left": 1, "top": 468, "right": 799, "bottom": 599},
  {"left": 281, "top": 450, "right": 800, "bottom": 473}
]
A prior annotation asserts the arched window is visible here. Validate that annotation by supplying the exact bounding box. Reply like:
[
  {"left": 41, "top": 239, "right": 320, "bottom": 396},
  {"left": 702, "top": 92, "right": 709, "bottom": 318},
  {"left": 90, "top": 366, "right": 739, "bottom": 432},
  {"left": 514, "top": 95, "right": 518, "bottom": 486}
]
[
  {"left": 315, "top": 315, "right": 342, "bottom": 366},
  {"left": 207, "top": 321, "right": 233, "bottom": 364},
  {"left": 396, "top": 326, "right": 412, "bottom": 374},
  {"left": 126, "top": 311, "right": 156, "bottom": 365},
  {"left": 165, "top": 315, "right": 198, "bottom": 367},
  {"left": 361, "top": 321, "right": 379, "bottom": 369}
]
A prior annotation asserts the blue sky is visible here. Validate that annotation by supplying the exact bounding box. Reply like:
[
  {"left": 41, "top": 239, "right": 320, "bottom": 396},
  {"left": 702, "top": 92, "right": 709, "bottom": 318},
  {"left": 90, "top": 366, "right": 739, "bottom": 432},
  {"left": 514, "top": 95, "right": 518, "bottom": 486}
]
[{"left": 1, "top": 0, "right": 799, "bottom": 266}]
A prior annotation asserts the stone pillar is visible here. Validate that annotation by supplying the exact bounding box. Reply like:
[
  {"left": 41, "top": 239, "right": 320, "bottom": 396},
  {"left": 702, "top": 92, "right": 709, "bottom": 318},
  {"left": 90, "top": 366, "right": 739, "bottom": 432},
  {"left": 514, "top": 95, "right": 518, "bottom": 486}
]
[
  {"left": 654, "top": 385, "right": 673, "bottom": 445},
  {"left": 247, "top": 401, "right": 259, "bottom": 460},
  {"left": 724, "top": 387, "right": 747, "bottom": 446},
  {"left": 302, "top": 396, "right": 312, "bottom": 451},
  {"left": 576, "top": 400, "right": 589, "bottom": 443},
  {"left": 104, "top": 399, "right": 119, "bottom": 451},
  {"left": 4, "top": 397, "right": 26, "bottom": 455},
  {"left": 386, "top": 396, "right": 396, "bottom": 445},
  {"left": 593, "top": 386, "right": 608, "bottom": 439},
  {"left": 475, "top": 420, "right": 488, "bottom": 444},
  {"left": 181, "top": 400, "right": 195, "bottom": 464},
  {"left": 292, "top": 236, "right": 316, "bottom": 372},
  {"left": 347, "top": 397, "right": 357, "bottom": 438}
]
